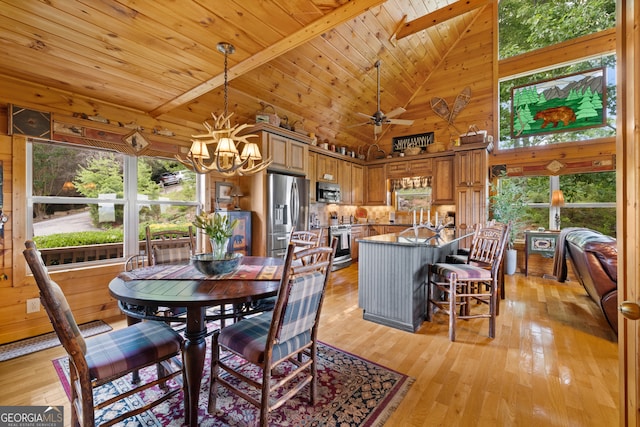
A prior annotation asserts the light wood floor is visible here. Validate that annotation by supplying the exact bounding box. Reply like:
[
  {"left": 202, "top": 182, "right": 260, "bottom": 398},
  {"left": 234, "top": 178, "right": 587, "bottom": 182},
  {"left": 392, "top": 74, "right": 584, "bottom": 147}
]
[{"left": 0, "top": 263, "right": 619, "bottom": 426}]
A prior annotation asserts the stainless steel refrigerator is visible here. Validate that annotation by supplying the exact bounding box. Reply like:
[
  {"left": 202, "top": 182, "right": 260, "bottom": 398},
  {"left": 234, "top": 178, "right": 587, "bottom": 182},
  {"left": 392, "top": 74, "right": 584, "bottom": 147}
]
[{"left": 266, "top": 172, "right": 309, "bottom": 258}]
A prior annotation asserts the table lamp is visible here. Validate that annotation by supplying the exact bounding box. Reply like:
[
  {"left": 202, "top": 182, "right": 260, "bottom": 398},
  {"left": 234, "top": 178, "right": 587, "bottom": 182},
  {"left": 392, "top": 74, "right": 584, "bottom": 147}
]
[
  {"left": 551, "top": 190, "right": 565, "bottom": 229},
  {"left": 230, "top": 185, "right": 244, "bottom": 210}
]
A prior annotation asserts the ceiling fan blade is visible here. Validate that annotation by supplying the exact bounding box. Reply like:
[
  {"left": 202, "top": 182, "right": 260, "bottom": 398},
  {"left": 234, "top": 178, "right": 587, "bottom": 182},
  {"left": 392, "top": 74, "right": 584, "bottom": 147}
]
[
  {"left": 387, "top": 118, "right": 414, "bottom": 125},
  {"left": 356, "top": 112, "right": 374, "bottom": 120},
  {"left": 385, "top": 107, "right": 406, "bottom": 119},
  {"left": 347, "top": 121, "right": 371, "bottom": 129}
]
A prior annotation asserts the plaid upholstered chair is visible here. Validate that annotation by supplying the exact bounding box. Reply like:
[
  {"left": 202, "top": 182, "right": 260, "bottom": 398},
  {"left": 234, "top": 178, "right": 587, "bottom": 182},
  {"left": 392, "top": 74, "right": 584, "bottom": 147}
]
[
  {"left": 23, "top": 241, "right": 184, "bottom": 427},
  {"left": 426, "top": 222, "right": 510, "bottom": 341},
  {"left": 208, "top": 238, "right": 337, "bottom": 426},
  {"left": 145, "top": 225, "right": 195, "bottom": 266}
]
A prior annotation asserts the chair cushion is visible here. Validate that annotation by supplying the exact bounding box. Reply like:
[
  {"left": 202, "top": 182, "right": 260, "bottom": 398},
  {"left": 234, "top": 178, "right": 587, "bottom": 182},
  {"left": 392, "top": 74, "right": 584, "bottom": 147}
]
[
  {"left": 432, "top": 263, "right": 492, "bottom": 280},
  {"left": 153, "top": 246, "right": 191, "bottom": 264},
  {"left": 276, "top": 271, "right": 324, "bottom": 343},
  {"left": 85, "top": 321, "right": 183, "bottom": 381},
  {"left": 219, "top": 313, "right": 311, "bottom": 364}
]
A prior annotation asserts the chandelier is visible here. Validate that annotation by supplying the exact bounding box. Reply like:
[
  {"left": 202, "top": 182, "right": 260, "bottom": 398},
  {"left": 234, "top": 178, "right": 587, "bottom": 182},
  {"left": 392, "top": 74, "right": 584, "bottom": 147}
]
[{"left": 176, "top": 42, "right": 271, "bottom": 176}]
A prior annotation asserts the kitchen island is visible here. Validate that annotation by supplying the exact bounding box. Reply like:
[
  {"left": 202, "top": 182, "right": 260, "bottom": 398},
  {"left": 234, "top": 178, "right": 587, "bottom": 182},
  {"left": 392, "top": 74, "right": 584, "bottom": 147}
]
[{"left": 357, "top": 227, "right": 466, "bottom": 332}]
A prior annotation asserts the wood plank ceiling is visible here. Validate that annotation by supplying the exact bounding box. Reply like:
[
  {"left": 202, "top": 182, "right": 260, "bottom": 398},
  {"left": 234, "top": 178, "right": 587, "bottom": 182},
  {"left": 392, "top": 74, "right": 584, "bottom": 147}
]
[{"left": 0, "top": 0, "right": 487, "bottom": 153}]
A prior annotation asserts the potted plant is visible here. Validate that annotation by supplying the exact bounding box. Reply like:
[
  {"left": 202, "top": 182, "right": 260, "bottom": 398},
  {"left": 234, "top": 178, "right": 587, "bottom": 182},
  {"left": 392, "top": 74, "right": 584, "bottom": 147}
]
[
  {"left": 193, "top": 211, "right": 238, "bottom": 259},
  {"left": 490, "top": 174, "right": 528, "bottom": 275}
]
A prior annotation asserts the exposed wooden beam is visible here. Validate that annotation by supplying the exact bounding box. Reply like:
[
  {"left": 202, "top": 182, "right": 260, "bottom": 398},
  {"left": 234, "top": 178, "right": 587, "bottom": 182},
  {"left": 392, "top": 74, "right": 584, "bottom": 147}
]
[
  {"left": 150, "top": 0, "right": 387, "bottom": 117},
  {"left": 396, "top": 0, "right": 493, "bottom": 40}
]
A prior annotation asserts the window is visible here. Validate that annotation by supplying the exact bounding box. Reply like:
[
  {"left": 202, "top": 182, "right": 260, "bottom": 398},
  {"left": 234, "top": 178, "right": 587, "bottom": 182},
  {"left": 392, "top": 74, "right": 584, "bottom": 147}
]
[
  {"left": 496, "top": 172, "right": 616, "bottom": 238},
  {"left": 28, "top": 140, "right": 201, "bottom": 267},
  {"left": 498, "top": 0, "right": 615, "bottom": 59}
]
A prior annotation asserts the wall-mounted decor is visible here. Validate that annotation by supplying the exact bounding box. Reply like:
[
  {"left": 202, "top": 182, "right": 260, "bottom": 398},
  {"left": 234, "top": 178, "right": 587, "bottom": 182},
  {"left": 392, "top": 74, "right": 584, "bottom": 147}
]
[
  {"left": 430, "top": 86, "right": 471, "bottom": 133},
  {"left": 392, "top": 132, "right": 434, "bottom": 153},
  {"left": 511, "top": 68, "right": 606, "bottom": 138},
  {"left": 8, "top": 104, "right": 51, "bottom": 138},
  {"left": 123, "top": 130, "right": 149, "bottom": 152},
  {"left": 215, "top": 182, "right": 233, "bottom": 203}
]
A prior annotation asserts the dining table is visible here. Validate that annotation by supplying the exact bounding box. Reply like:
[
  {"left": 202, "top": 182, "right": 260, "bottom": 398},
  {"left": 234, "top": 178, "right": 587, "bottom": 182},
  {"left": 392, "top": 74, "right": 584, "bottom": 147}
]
[{"left": 108, "top": 256, "right": 284, "bottom": 427}]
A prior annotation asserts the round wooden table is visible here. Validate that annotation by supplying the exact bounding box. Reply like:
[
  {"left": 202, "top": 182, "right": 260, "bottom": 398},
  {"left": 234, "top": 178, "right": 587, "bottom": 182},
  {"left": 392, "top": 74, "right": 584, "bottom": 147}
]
[{"left": 109, "top": 256, "right": 283, "bottom": 427}]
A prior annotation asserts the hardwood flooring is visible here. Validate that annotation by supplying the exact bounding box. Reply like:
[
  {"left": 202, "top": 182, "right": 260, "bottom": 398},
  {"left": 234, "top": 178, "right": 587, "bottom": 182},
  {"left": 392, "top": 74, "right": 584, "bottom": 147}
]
[{"left": 0, "top": 263, "right": 618, "bottom": 426}]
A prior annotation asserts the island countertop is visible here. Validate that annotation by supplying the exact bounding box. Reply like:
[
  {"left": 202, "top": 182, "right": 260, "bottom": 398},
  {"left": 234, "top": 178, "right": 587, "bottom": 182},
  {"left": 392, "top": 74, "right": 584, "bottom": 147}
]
[{"left": 358, "top": 227, "right": 460, "bottom": 247}]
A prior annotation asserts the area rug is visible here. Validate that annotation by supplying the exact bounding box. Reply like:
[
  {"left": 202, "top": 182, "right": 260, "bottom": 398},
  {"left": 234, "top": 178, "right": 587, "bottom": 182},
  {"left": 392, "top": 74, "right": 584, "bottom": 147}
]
[
  {"left": 0, "top": 320, "right": 112, "bottom": 362},
  {"left": 53, "top": 341, "right": 413, "bottom": 426}
]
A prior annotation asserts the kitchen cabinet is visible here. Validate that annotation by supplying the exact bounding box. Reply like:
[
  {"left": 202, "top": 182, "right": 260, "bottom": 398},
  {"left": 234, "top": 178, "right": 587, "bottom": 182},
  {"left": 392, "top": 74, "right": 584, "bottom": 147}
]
[
  {"left": 386, "top": 158, "right": 432, "bottom": 178},
  {"left": 454, "top": 146, "right": 489, "bottom": 236},
  {"left": 338, "top": 160, "right": 352, "bottom": 205},
  {"left": 455, "top": 149, "right": 486, "bottom": 187},
  {"left": 351, "top": 225, "right": 366, "bottom": 261},
  {"left": 308, "top": 151, "right": 317, "bottom": 202},
  {"left": 432, "top": 156, "right": 455, "bottom": 204},
  {"left": 267, "top": 133, "right": 307, "bottom": 175},
  {"left": 351, "top": 164, "right": 364, "bottom": 205},
  {"left": 364, "top": 164, "right": 386, "bottom": 205},
  {"left": 316, "top": 154, "right": 338, "bottom": 183}
]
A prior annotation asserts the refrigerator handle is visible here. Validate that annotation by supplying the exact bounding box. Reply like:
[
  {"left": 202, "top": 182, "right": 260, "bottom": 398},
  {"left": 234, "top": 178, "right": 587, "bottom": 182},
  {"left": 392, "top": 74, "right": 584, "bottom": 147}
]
[{"left": 291, "top": 180, "right": 299, "bottom": 229}]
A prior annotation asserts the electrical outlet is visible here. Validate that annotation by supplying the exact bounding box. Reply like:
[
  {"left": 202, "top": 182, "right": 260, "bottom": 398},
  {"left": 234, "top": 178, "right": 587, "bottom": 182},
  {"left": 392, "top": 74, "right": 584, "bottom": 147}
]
[{"left": 26, "top": 298, "right": 40, "bottom": 313}]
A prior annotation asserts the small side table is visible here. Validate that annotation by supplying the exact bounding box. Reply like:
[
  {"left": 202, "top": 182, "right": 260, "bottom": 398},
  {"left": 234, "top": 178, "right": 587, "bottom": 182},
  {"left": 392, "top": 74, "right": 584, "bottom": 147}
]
[{"left": 524, "top": 230, "right": 560, "bottom": 277}]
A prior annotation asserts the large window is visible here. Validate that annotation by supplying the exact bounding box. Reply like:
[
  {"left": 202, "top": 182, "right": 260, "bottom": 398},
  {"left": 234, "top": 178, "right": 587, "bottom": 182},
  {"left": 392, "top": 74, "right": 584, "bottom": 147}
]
[
  {"left": 496, "top": 172, "right": 616, "bottom": 238},
  {"left": 498, "top": 0, "right": 615, "bottom": 59},
  {"left": 28, "top": 140, "right": 201, "bottom": 267}
]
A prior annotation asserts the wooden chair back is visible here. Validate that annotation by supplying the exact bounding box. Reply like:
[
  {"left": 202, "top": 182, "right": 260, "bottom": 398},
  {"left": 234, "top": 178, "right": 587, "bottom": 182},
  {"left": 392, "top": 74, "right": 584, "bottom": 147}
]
[
  {"left": 467, "top": 222, "right": 510, "bottom": 276},
  {"left": 145, "top": 225, "right": 195, "bottom": 265}
]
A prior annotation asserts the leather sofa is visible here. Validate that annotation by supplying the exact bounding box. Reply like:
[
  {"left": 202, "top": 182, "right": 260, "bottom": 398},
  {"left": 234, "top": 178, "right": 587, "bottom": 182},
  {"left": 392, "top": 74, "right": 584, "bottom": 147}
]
[{"left": 563, "top": 229, "right": 618, "bottom": 333}]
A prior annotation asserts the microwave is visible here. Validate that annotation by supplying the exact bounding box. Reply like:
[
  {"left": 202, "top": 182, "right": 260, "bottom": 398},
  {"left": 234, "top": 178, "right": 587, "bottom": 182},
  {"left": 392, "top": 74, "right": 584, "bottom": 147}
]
[{"left": 316, "top": 182, "right": 341, "bottom": 203}]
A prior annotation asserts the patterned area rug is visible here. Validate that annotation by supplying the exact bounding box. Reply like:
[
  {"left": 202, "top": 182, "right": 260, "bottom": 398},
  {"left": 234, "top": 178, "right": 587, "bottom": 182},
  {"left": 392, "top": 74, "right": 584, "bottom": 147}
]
[
  {"left": 0, "top": 320, "right": 112, "bottom": 362},
  {"left": 53, "top": 341, "right": 413, "bottom": 426}
]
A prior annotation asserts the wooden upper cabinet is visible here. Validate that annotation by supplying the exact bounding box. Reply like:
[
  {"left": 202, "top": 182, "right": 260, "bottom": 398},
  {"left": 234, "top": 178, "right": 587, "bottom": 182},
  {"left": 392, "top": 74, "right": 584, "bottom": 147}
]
[
  {"left": 432, "top": 156, "right": 455, "bottom": 204},
  {"left": 267, "top": 133, "right": 307, "bottom": 175},
  {"left": 364, "top": 164, "right": 386, "bottom": 205},
  {"left": 316, "top": 154, "right": 338, "bottom": 183},
  {"left": 351, "top": 164, "right": 364, "bottom": 205},
  {"left": 455, "top": 149, "right": 487, "bottom": 187},
  {"left": 386, "top": 158, "right": 432, "bottom": 178},
  {"left": 308, "top": 151, "right": 317, "bottom": 202},
  {"left": 338, "top": 160, "right": 352, "bottom": 205}
]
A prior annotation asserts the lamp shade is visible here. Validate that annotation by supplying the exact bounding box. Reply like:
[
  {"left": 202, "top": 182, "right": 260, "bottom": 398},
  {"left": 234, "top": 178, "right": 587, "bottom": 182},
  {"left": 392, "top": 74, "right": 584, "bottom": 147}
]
[
  {"left": 230, "top": 185, "right": 244, "bottom": 197},
  {"left": 551, "top": 190, "right": 565, "bottom": 207},
  {"left": 189, "top": 140, "right": 210, "bottom": 159},
  {"left": 240, "top": 142, "right": 263, "bottom": 160},
  {"left": 215, "top": 137, "right": 239, "bottom": 157}
]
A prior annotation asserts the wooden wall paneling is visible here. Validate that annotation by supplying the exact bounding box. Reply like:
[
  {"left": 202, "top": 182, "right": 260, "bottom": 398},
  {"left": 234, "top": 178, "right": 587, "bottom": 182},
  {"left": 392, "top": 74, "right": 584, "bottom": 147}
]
[
  {"left": 617, "top": 0, "right": 639, "bottom": 423},
  {"left": 498, "top": 29, "right": 616, "bottom": 80}
]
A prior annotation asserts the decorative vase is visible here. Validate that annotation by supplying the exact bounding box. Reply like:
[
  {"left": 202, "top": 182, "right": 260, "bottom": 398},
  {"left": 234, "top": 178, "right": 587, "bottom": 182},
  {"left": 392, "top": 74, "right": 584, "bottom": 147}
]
[
  {"left": 505, "top": 248, "right": 517, "bottom": 275},
  {"left": 210, "top": 238, "right": 230, "bottom": 260}
]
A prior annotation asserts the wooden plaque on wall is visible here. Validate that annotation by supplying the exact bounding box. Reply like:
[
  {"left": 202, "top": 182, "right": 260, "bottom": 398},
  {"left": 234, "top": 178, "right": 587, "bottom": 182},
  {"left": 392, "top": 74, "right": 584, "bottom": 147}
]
[{"left": 8, "top": 104, "right": 51, "bottom": 138}]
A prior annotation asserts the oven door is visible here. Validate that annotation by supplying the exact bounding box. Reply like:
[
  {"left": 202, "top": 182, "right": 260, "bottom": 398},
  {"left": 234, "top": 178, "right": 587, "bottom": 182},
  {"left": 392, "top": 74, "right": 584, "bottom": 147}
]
[{"left": 329, "top": 227, "right": 352, "bottom": 270}]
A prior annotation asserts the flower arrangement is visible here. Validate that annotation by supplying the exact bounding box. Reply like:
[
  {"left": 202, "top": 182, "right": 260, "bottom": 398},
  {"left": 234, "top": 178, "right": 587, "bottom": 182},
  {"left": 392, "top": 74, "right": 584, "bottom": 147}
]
[{"left": 193, "top": 212, "right": 238, "bottom": 258}]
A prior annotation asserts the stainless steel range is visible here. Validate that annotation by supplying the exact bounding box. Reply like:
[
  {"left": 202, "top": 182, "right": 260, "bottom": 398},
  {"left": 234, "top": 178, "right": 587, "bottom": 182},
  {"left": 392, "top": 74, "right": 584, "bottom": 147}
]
[{"left": 328, "top": 224, "right": 352, "bottom": 270}]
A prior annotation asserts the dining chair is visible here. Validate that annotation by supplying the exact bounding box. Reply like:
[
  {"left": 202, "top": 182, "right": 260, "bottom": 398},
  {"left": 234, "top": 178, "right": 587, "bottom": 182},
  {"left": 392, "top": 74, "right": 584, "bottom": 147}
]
[
  {"left": 426, "top": 222, "right": 510, "bottom": 341},
  {"left": 23, "top": 241, "right": 185, "bottom": 427},
  {"left": 145, "top": 225, "right": 195, "bottom": 266},
  {"left": 208, "top": 237, "right": 337, "bottom": 426}
]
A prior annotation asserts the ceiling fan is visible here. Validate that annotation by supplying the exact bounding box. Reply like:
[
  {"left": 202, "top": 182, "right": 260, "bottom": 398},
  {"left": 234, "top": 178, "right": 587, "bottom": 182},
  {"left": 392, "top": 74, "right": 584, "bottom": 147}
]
[{"left": 351, "top": 60, "right": 414, "bottom": 136}]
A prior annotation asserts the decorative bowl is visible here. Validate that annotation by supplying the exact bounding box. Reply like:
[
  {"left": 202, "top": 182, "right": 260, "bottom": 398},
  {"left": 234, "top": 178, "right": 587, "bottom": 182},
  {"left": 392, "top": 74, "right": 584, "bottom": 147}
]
[
  {"left": 404, "top": 146, "right": 422, "bottom": 156},
  {"left": 191, "top": 252, "right": 243, "bottom": 276}
]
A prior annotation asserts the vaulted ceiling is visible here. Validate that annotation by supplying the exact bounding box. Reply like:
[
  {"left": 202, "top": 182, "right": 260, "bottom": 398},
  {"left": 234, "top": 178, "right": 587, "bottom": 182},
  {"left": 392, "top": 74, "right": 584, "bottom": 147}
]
[{"left": 0, "top": 0, "right": 491, "bottom": 152}]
